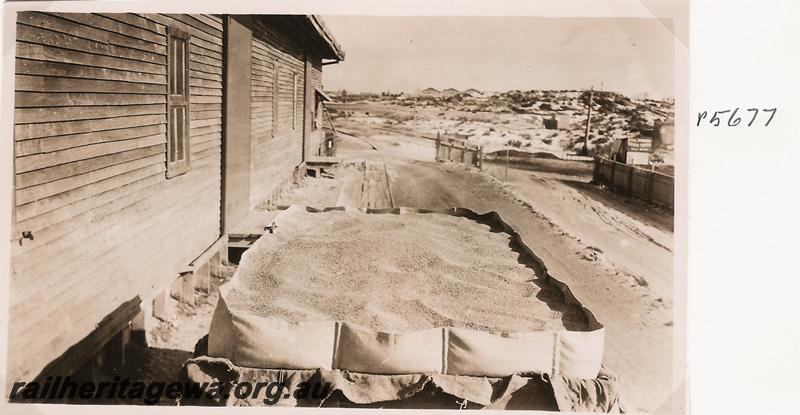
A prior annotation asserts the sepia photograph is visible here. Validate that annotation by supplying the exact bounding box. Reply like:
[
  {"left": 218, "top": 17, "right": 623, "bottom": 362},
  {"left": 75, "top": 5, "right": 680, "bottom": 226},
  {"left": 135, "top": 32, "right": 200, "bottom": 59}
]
[{"left": 2, "top": 2, "right": 685, "bottom": 413}]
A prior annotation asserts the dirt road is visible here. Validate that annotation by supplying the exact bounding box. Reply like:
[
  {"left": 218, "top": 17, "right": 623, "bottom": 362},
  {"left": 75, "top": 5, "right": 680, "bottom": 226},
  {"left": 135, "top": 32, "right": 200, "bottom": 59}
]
[
  {"left": 486, "top": 165, "right": 674, "bottom": 304},
  {"left": 337, "top": 130, "right": 676, "bottom": 413}
]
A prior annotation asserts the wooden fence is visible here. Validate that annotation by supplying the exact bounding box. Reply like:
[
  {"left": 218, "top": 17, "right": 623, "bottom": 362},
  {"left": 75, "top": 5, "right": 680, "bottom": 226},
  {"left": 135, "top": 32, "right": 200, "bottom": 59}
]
[
  {"left": 593, "top": 157, "right": 674, "bottom": 209},
  {"left": 435, "top": 136, "right": 482, "bottom": 169}
]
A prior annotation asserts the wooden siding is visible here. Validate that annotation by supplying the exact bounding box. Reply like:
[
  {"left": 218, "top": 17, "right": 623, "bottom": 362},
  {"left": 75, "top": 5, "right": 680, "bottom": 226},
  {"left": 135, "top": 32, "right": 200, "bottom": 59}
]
[
  {"left": 249, "top": 18, "right": 306, "bottom": 208},
  {"left": 9, "top": 12, "right": 224, "bottom": 382},
  {"left": 307, "top": 58, "right": 325, "bottom": 156}
]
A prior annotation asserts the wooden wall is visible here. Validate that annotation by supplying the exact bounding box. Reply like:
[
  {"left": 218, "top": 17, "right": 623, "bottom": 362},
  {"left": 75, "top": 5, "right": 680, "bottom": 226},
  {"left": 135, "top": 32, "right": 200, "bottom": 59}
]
[
  {"left": 306, "top": 56, "right": 325, "bottom": 158},
  {"left": 248, "top": 17, "right": 307, "bottom": 208},
  {"left": 9, "top": 12, "right": 224, "bottom": 382}
]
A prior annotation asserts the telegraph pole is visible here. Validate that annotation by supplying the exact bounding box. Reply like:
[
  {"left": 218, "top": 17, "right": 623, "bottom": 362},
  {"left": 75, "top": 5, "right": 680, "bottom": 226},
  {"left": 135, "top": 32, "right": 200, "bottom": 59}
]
[
  {"left": 583, "top": 86, "right": 593, "bottom": 155},
  {"left": 505, "top": 146, "right": 509, "bottom": 182}
]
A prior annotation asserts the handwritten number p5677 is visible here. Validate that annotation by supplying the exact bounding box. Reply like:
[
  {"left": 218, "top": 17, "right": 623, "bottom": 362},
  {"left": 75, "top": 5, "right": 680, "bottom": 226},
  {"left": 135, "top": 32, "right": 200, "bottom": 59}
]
[{"left": 697, "top": 107, "right": 776, "bottom": 127}]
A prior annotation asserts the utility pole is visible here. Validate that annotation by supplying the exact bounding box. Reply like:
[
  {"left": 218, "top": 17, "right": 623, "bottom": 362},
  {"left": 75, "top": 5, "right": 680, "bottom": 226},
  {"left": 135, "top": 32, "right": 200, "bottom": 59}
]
[
  {"left": 505, "top": 146, "right": 509, "bottom": 183},
  {"left": 583, "top": 86, "right": 593, "bottom": 155}
]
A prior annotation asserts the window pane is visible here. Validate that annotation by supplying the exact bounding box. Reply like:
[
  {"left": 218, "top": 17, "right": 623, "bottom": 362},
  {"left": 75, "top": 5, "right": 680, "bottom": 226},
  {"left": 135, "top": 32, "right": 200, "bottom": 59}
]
[
  {"left": 169, "top": 106, "right": 177, "bottom": 162},
  {"left": 176, "top": 106, "right": 185, "bottom": 161},
  {"left": 169, "top": 38, "right": 177, "bottom": 96},
  {"left": 176, "top": 40, "right": 185, "bottom": 96}
]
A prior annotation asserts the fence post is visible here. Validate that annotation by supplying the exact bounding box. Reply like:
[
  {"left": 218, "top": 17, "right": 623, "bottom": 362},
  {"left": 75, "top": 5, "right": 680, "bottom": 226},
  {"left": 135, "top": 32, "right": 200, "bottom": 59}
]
[
  {"left": 435, "top": 131, "right": 440, "bottom": 161},
  {"left": 646, "top": 171, "right": 655, "bottom": 203},
  {"left": 627, "top": 165, "right": 635, "bottom": 196},
  {"left": 609, "top": 159, "right": 616, "bottom": 190}
]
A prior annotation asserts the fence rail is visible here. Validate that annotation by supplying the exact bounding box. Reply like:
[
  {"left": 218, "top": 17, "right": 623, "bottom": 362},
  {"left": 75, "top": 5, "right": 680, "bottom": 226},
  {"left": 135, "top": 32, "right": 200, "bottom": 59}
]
[
  {"left": 435, "top": 136, "right": 483, "bottom": 169},
  {"left": 593, "top": 157, "right": 674, "bottom": 210}
]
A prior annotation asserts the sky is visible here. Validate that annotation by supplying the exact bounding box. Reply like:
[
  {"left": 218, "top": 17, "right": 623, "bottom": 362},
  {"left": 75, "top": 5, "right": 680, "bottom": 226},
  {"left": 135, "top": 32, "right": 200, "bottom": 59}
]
[{"left": 321, "top": 16, "right": 675, "bottom": 99}]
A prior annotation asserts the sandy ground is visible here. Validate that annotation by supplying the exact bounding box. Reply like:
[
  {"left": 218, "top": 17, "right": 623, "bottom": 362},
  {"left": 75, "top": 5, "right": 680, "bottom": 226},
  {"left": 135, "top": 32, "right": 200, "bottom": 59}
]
[
  {"left": 277, "top": 175, "right": 342, "bottom": 208},
  {"left": 227, "top": 207, "right": 586, "bottom": 333},
  {"left": 118, "top": 260, "right": 237, "bottom": 405},
  {"left": 482, "top": 164, "right": 675, "bottom": 304},
  {"left": 336, "top": 124, "right": 675, "bottom": 413}
]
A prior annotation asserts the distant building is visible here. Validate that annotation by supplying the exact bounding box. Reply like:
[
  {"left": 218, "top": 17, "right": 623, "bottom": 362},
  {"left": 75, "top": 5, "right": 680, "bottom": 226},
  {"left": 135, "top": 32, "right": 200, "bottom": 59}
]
[
  {"left": 656, "top": 121, "right": 674, "bottom": 145},
  {"left": 442, "top": 88, "right": 460, "bottom": 96},
  {"left": 544, "top": 113, "right": 572, "bottom": 130},
  {"left": 611, "top": 135, "right": 652, "bottom": 165},
  {"left": 463, "top": 88, "right": 482, "bottom": 97},
  {"left": 420, "top": 87, "right": 441, "bottom": 97}
]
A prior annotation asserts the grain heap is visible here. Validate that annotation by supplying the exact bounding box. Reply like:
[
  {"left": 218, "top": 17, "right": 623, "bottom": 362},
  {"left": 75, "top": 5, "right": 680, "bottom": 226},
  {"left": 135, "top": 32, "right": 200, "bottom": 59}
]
[{"left": 227, "top": 207, "right": 588, "bottom": 333}]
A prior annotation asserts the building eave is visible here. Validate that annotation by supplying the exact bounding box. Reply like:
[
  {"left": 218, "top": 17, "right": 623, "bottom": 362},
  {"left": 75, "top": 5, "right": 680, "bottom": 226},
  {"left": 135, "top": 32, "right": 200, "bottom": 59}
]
[{"left": 306, "top": 15, "right": 345, "bottom": 61}]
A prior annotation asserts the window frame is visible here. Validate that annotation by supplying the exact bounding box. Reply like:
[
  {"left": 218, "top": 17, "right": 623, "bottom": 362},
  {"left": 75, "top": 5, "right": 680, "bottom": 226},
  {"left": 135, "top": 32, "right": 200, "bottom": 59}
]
[{"left": 166, "top": 27, "right": 191, "bottom": 178}]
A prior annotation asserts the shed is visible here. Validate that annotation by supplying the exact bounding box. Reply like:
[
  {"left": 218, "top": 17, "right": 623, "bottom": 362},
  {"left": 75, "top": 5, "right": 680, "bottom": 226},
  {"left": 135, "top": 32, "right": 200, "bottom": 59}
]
[{"left": 8, "top": 11, "right": 343, "bottom": 384}]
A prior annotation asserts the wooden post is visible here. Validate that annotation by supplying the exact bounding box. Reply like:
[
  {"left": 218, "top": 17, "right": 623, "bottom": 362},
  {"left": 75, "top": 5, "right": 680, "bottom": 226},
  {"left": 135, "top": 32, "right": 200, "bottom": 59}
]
[
  {"left": 583, "top": 87, "right": 593, "bottom": 155},
  {"left": 628, "top": 165, "right": 635, "bottom": 196},
  {"left": 435, "top": 131, "right": 440, "bottom": 161},
  {"left": 152, "top": 289, "right": 175, "bottom": 321},
  {"left": 195, "top": 262, "right": 211, "bottom": 294},
  {"left": 610, "top": 159, "right": 616, "bottom": 189},
  {"left": 647, "top": 170, "right": 655, "bottom": 203},
  {"left": 505, "top": 147, "right": 509, "bottom": 182}
]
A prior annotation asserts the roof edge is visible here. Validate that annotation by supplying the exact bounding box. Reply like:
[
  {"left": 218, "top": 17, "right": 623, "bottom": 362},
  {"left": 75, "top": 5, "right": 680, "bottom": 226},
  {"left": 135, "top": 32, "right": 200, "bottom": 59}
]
[{"left": 307, "top": 15, "right": 345, "bottom": 61}]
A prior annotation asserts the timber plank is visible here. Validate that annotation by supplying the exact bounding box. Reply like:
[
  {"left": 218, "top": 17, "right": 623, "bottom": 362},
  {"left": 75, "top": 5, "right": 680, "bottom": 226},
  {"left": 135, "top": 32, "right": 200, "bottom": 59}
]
[
  {"left": 189, "top": 110, "right": 220, "bottom": 121},
  {"left": 192, "top": 14, "right": 223, "bottom": 31},
  {"left": 99, "top": 13, "right": 167, "bottom": 35},
  {"left": 16, "top": 23, "right": 166, "bottom": 65},
  {"left": 166, "top": 14, "right": 222, "bottom": 38},
  {"left": 14, "top": 171, "right": 165, "bottom": 238},
  {"left": 12, "top": 146, "right": 218, "bottom": 238},
  {"left": 15, "top": 113, "right": 166, "bottom": 141},
  {"left": 12, "top": 204, "right": 219, "bottom": 341},
  {"left": 189, "top": 60, "right": 222, "bottom": 75},
  {"left": 12, "top": 166, "right": 218, "bottom": 288},
  {"left": 16, "top": 133, "right": 165, "bottom": 173},
  {"left": 48, "top": 12, "right": 166, "bottom": 45},
  {"left": 190, "top": 69, "right": 222, "bottom": 82},
  {"left": 189, "top": 118, "right": 220, "bottom": 129},
  {"left": 16, "top": 145, "right": 165, "bottom": 189},
  {"left": 189, "top": 53, "right": 222, "bottom": 68},
  {"left": 189, "top": 86, "right": 222, "bottom": 96},
  {"left": 15, "top": 163, "right": 166, "bottom": 221},
  {"left": 189, "top": 34, "right": 223, "bottom": 54},
  {"left": 15, "top": 124, "right": 166, "bottom": 156},
  {"left": 16, "top": 153, "right": 165, "bottom": 205},
  {"left": 15, "top": 92, "right": 165, "bottom": 108},
  {"left": 15, "top": 74, "right": 166, "bottom": 95},
  {"left": 140, "top": 14, "right": 222, "bottom": 46},
  {"left": 15, "top": 104, "right": 165, "bottom": 124},
  {"left": 16, "top": 43, "right": 166, "bottom": 75},
  {"left": 189, "top": 95, "right": 222, "bottom": 104},
  {"left": 16, "top": 59, "right": 166, "bottom": 85},
  {"left": 188, "top": 77, "right": 221, "bottom": 89},
  {"left": 17, "top": 12, "right": 167, "bottom": 55}
]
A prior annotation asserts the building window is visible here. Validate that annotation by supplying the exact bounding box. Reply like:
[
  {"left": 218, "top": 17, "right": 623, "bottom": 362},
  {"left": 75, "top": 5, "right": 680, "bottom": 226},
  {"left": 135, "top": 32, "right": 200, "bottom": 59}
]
[
  {"left": 167, "top": 27, "right": 190, "bottom": 178},
  {"left": 292, "top": 73, "right": 298, "bottom": 130},
  {"left": 272, "top": 63, "right": 280, "bottom": 138}
]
